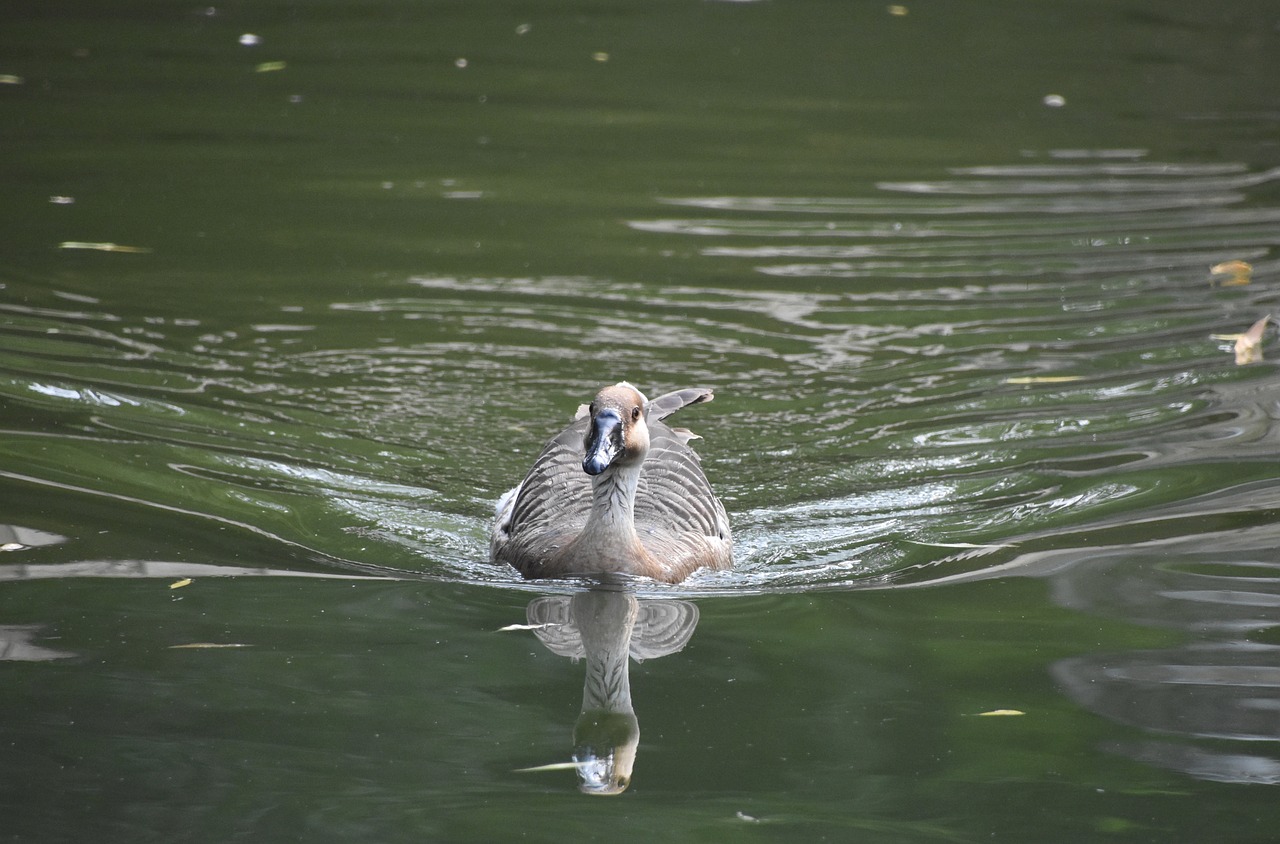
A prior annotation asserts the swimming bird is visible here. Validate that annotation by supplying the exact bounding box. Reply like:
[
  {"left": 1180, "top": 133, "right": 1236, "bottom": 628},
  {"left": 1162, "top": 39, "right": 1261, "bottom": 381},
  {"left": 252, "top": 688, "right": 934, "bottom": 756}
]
[{"left": 491, "top": 383, "right": 732, "bottom": 583}]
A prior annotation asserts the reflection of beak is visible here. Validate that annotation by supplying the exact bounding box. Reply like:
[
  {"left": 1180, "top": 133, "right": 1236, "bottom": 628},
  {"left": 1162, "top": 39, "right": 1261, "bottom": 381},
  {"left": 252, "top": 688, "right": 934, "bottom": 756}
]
[
  {"left": 582, "top": 409, "right": 623, "bottom": 475},
  {"left": 573, "top": 710, "right": 640, "bottom": 795}
]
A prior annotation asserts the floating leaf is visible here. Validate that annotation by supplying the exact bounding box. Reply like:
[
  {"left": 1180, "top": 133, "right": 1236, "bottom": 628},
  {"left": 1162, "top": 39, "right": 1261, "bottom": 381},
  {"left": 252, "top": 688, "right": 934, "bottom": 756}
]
[
  {"left": 59, "top": 241, "right": 152, "bottom": 253},
  {"left": 169, "top": 578, "right": 193, "bottom": 590},
  {"left": 1004, "top": 376, "right": 1084, "bottom": 385},
  {"left": 977, "top": 709, "right": 1025, "bottom": 717},
  {"left": 513, "top": 761, "right": 586, "bottom": 773},
  {"left": 497, "top": 622, "right": 559, "bottom": 632},
  {"left": 0, "top": 74, "right": 23, "bottom": 85},
  {"left": 1210, "top": 259, "right": 1252, "bottom": 287},
  {"left": 1235, "top": 314, "right": 1271, "bottom": 366},
  {"left": 255, "top": 60, "right": 287, "bottom": 73},
  {"left": 168, "top": 642, "right": 252, "bottom": 649}
]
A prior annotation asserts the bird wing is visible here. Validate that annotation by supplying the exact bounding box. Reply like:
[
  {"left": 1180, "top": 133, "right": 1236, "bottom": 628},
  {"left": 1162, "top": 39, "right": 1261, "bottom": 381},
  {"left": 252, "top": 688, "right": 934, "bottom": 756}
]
[
  {"left": 634, "top": 418, "right": 731, "bottom": 546},
  {"left": 492, "top": 417, "right": 592, "bottom": 574}
]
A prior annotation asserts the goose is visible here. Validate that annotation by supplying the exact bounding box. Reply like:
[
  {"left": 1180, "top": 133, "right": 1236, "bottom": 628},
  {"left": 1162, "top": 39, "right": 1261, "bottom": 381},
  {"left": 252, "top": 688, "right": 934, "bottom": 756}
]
[{"left": 491, "top": 383, "right": 732, "bottom": 583}]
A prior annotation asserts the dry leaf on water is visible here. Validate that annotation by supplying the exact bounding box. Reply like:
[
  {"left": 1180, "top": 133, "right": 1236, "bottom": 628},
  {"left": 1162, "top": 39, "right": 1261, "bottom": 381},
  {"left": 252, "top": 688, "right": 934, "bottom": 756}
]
[
  {"left": 1234, "top": 314, "right": 1271, "bottom": 365},
  {"left": 1210, "top": 259, "right": 1252, "bottom": 287}
]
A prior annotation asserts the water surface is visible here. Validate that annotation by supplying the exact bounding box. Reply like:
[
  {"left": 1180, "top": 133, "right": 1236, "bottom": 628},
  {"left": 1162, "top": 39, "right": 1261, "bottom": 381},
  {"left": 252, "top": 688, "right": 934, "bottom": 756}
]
[{"left": 3, "top": 1, "right": 1280, "bottom": 841}]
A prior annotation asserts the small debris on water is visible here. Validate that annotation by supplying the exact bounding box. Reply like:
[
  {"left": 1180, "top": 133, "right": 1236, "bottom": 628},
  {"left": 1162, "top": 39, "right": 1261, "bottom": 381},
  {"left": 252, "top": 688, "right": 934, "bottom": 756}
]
[
  {"left": 514, "top": 760, "right": 585, "bottom": 773},
  {"left": 497, "top": 622, "right": 560, "bottom": 632},
  {"left": 59, "top": 241, "right": 152, "bottom": 253},
  {"left": 1233, "top": 314, "right": 1271, "bottom": 365},
  {"left": 1210, "top": 259, "right": 1252, "bottom": 287},
  {"left": 1004, "top": 375, "right": 1084, "bottom": 385}
]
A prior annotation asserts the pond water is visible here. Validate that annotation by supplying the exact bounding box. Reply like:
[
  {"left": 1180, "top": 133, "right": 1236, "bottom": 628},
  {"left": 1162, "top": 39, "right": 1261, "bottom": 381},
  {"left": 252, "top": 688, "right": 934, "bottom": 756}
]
[{"left": 4, "top": 1, "right": 1280, "bottom": 840}]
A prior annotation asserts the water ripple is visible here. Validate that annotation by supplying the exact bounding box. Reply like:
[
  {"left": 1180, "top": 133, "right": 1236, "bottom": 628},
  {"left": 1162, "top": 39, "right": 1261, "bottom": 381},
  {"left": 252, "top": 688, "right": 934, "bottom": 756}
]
[{"left": 4, "top": 155, "right": 1280, "bottom": 595}]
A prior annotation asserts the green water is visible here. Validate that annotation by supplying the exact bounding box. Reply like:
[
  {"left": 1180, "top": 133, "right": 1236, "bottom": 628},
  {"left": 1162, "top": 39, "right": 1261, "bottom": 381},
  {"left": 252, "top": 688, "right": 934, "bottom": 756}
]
[{"left": 4, "top": 1, "right": 1280, "bottom": 840}]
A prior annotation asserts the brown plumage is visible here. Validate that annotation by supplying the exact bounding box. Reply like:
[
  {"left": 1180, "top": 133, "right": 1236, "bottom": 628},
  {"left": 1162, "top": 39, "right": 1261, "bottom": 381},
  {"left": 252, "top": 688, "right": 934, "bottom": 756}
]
[{"left": 491, "top": 383, "right": 732, "bottom": 583}]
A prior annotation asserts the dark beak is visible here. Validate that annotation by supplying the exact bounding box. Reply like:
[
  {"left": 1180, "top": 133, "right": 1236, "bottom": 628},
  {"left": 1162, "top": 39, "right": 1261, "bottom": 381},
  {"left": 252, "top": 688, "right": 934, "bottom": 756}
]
[{"left": 583, "top": 409, "right": 623, "bottom": 475}]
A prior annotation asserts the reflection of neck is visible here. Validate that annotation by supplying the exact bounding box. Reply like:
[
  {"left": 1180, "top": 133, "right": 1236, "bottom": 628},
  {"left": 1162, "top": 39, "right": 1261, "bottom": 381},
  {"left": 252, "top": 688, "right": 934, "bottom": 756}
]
[
  {"left": 572, "top": 590, "right": 641, "bottom": 795},
  {"left": 575, "top": 590, "right": 637, "bottom": 714}
]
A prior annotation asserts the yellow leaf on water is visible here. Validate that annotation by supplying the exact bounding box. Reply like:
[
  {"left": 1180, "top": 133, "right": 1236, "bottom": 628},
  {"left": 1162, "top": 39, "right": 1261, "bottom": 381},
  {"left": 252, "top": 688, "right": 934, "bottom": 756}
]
[
  {"left": 977, "top": 709, "right": 1025, "bottom": 717},
  {"left": 255, "top": 60, "right": 287, "bottom": 73},
  {"left": 169, "top": 578, "right": 193, "bottom": 589},
  {"left": 59, "top": 241, "right": 152, "bottom": 253},
  {"left": 1211, "top": 259, "right": 1252, "bottom": 287},
  {"left": 0, "top": 74, "right": 24, "bottom": 85},
  {"left": 1235, "top": 314, "right": 1271, "bottom": 366},
  {"left": 1004, "top": 376, "right": 1084, "bottom": 385}
]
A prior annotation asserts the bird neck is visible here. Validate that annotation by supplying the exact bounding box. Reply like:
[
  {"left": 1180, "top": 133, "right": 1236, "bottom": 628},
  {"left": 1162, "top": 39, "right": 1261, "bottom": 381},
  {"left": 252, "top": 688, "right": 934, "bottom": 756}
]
[{"left": 584, "top": 461, "right": 642, "bottom": 541}]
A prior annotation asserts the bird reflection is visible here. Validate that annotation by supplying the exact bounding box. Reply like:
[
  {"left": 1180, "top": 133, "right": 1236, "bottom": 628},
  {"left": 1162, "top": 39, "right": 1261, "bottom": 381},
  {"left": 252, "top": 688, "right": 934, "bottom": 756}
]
[{"left": 524, "top": 585, "right": 699, "bottom": 795}]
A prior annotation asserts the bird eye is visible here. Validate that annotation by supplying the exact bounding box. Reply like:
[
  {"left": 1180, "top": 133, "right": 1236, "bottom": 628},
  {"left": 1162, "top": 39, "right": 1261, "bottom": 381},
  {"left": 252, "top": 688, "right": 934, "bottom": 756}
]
[{"left": 631, "top": 406, "right": 641, "bottom": 421}]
